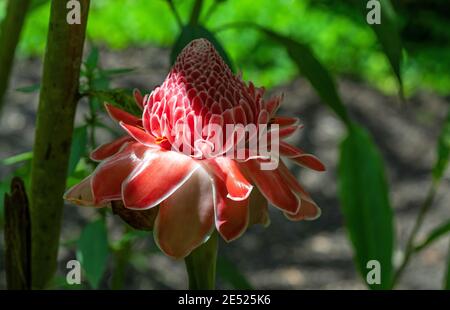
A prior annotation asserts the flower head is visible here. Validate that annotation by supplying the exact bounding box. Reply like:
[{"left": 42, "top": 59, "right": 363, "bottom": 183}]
[{"left": 65, "top": 39, "right": 325, "bottom": 258}]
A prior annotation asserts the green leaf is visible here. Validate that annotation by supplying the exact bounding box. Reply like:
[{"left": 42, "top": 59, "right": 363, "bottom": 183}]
[
  {"left": 414, "top": 219, "right": 450, "bottom": 253},
  {"left": 85, "top": 47, "right": 99, "bottom": 72},
  {"left": 338, "top": 125, "right": 394, "bottom": 289},
  {"left": 48, "top": 275, "right": 86, "bottom": 290},
  {"left": 100, "top": 68, "right": 135, "bottom": 76},
  {"left": 1, "top": 152, "right": 32, "bottom": 165},
  {"left": 30, "top": 0, "right": 49, "bottom": 11},
  {"left": 91, "top": 74, "right": 110, "bottom": 91},
  {"left": 259, "top": 27, "right": 351, "bottom": 126},
  {"left": 432, "top": 108, "right": 450, "bottom": 181},
  {"left": 15, "top": 84, "right": 40, "bottom": 93},
  {"left": 170, "top": 25, "right": 233, "bottom": 71},
  {"left": 90, "top": 89, "right": 141, "bottom": 116},
  {"left": 111, "top": 230, "right": 149, "bottom": 251},
  {"left": 77, "top": 219, "right": 109, "bottom": 289},
  {"left": 67, "top": 126, "right": 87, "bottom": 176},
  {"left": 217, "top": 256, "right": 252, "bottom": 289},
  {"left": 367, "top": 0, "right": 403, "bottom": 96},
  {"left": 66, "top": 159, "right": 91, "bottom": 189}
]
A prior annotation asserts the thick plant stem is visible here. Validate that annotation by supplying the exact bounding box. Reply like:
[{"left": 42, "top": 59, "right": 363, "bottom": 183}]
[
  {"left": 0, "top": 0, "right": 31, "bottom": 113},
  {"left": 30, "top": 0, "right": 90, "bottom": 289},
  {"left": 184, "top": 232, "right": 218, "bottom": 290}
]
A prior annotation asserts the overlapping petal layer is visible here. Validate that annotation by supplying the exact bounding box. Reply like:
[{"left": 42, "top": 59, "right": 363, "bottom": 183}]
[{"left": 64, "top": 38, "right": 325, "bottom": 259}]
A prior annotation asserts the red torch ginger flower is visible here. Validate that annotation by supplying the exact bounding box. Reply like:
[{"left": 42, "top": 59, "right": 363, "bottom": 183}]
[{"left": 65, "top": 39, "right": 325, "bottom": 258}]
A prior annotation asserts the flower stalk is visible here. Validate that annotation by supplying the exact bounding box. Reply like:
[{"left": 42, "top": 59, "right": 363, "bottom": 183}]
[
  {"left": 188, "top": 0, "right": 204, "bottom": 26},
  {"left": 29, "top": 0, "right": 90, "bottom": 289},
  {"left": 391, "top": 180, "right": 438, "bottom": 288},
  {"left": 184, "top": 232, "right": 218, "bottom": 290}
]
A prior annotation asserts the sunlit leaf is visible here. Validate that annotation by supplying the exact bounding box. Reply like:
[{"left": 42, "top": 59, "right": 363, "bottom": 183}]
[
  {"left": 367, "top": 0, "right": 403, "bottom": 96},
  {"left": 170, "top": 24, "right": 233, "bottom": 71},
  {"left": 338, "top": 125, "right": 394, "bottom": 289},
  {"left": 259, "top": 27, "right": 351, "bottom": 126},
  {"left": 76, "top": 218, "right": 109, "bottom": 289},
  {"left": 1, "top": 152, "right": 32, "bottom": 165},
  {"left": 67, "top": 126, "right": 87, "bottom": 176}
]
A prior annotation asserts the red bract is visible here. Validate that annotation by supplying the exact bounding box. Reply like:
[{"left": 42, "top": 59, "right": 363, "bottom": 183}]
[{"left": 65, "top": 39, "right": 325, "bottom": 259}]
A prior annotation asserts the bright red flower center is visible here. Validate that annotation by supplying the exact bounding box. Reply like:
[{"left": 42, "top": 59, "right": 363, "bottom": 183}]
[{"left": 141, "top": 39, "right": 276, "bottom": 158}]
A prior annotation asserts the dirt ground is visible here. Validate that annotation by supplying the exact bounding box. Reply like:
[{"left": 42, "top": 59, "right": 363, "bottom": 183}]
[{"left": 0, "top": 46, "right": 449, "bottom": 289}]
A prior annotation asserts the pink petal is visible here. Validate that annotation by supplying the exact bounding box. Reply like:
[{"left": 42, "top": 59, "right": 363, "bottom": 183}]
[
  {"left": 212, "top": 173, "right": 249, "bottom": 242},
  {"left": 265, "top": 125, "right": 303, "bottom": 146},
  {"left": 278, "top": 161, "right": 321, "bottom": 221},
  {"left": 277, "top": 160, "right": 308, "bottom": 195},
  {"left": 119, "top": 122, "right": 157, "bottom": 147},
  {"left": 271, "top": 116, "right": 299, "bottom": 127},
  {"left": 90, "top": 136, "right": 133, "bottom": 161},
  {"left": 105, "top": 103, "right": 141, "bottom": 126},
  {"left": 240, "top": 159, "right": 300, "bottom": 214},
  {"left": 206, "top": 157, "right": 253, "bottom": 201},
  {"left": 122, "top": 150, "right": 199, "bottom": 209},
  {"left": 64, "top": 176, "right": 105, "bottom": 207},
  {"left": 91, "top": 144, "right": 146, "bottom": 204},
  {"left": 266, "top": 96, "right": 281, "bottom": 116},
  {"left": 133, "top": 88, "right": 144, "bottom": 110},
  {"left": 278, "top": 125, "right": 303, "bottom": 139},
  {"left": 153, "top": 167, "right": 215, "bottom": 258},
  {"left": 285, "top": 197, "right": 321, "bottom": 221},
  {"left": 280, "top": 141, "right": 326, "bottom": 171}
]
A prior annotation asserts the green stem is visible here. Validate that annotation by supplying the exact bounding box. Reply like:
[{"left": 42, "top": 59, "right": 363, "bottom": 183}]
[
  {"left": 111, "top": 229, "right": 132, "bottom": 290},
  {"left": 184, "top": 232, "right": 218, "bottom": 290},
  {"left": 391, "top": 180, "right": 438, "bottom": 288},
  {"left": 86, "top": 72, "right": 97, "bottom": 148},
  {"left": 165, "top": 0, "right": 183, "bottom": 29},
  {"left": 0, "top": 0, "right": 32, "bottom": 113},
  {"left": 30, "top": 0, "right": 90, "bottom": 289},
  {"left": 188, "top": 0, "right": 204, "bottom": 26},
  {"left": 202, "top": 0, "right": 219, "bottom": 23}
]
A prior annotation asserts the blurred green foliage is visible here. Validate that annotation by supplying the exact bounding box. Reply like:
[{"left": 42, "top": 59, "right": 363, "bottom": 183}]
[{"left": 0, "top": 0, "right": 449, "bottom": 96}]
